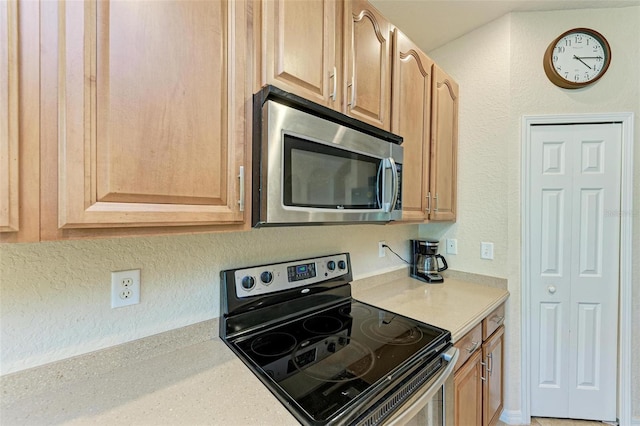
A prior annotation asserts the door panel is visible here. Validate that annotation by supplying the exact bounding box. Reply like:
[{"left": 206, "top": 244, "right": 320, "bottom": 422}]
[
  {"left": 0, "top": 0, "right": 18, "bottom": 232},
  {"left": 538, "top": 302, "right": 562, "bottom": 387},
  {"left": 55, "top": 0, "right": 246, "bottom": 228},
  {"left": 530, "top": 123, "right": 621, "bottom": 421},
  {"left": 261, "top": 0, "right": 337, "bottom": 106},
  {"left": 390, "top": 29, "right": 432, "bottom": 222},
  {"left": 345, "top": 0, "right": 390, "bottom": 130}
]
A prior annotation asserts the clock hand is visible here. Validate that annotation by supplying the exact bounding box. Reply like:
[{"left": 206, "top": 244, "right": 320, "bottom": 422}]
[
  {"left": 577, "top": 56, "right": 604, "bottom": 59},
  {"left": 573, "top": 55, "right": 592, "bottom": 70}
]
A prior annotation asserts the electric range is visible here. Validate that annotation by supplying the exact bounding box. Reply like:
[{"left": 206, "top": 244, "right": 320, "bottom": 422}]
[{"left": 220, "top": 253, "right": 455, "bottom": 425}]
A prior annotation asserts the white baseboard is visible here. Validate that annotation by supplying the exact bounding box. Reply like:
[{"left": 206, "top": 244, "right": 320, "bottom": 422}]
[
  {"left": 499, "top": 410, "right": 524, "bottom": 425},
  {"left": 631, "top": 416, "right": 640, "bottom": 426}
]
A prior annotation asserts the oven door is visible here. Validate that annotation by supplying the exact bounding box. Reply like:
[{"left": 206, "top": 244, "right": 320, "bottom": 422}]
[
  {"left": 383, "top": 347, "right": 458, "bottom": 426},
  {"left": 255, "top": 100, "right": 402, "bottom": 226}
]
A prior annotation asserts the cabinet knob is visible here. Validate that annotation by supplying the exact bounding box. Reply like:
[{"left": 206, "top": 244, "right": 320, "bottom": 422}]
[{"left": 547, "top": 285, "right": 557, "bottom": 294}]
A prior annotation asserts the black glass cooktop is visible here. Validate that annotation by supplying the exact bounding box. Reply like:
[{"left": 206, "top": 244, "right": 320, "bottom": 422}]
[{"left": 228, "top": 299, "right": 449, "bottom": 424}]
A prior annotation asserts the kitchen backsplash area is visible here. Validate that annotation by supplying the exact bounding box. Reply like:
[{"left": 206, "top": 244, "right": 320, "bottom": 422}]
[{"left": 0, "top": 223, "right": 451, "bottom": 376}]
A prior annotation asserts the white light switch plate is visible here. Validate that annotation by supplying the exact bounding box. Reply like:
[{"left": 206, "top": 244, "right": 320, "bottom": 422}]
[
  {"left": 481, "top": 242, "right": 494, "bottom": 260},
  {"left": 446, "top": 239, "right": 458, "bottom": 255}
]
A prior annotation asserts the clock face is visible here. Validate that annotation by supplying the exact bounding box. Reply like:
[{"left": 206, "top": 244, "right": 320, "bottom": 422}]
[{"left": 544, "top": 28, "right": 611, "bottom": 88}]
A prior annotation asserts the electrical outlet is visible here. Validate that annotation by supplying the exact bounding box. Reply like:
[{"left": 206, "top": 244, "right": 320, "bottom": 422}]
[
  {"left": 378, "top": 241, "right": 386, "bottom": 258},
  {"left": 481, "top": 242, "right": 494, "bottom": 260},
  {"left": 446, "top": 239, "right": 458, "bottom": 255},
  {"left": 111, "top": 269, "right": 141, "bottom": 308}
]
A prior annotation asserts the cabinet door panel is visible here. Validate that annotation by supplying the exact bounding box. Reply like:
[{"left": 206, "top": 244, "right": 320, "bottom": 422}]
[
  {"left": 57, "top": 0, "right": 246, "bottom": 228},
  {"left": 391, "top": 29, "right": 432, "bottom": 222},
  {"left": 483, "top": 325, "right": 505, "bottom": 426},
  {"left": 430, "top": 65, "right": 458, "bottom": 221},
  {"left": 0, "top": 0, "right": 18, "bottom": 232},
  {"left": 261, "top": 0, "right": 337, "bottom": 106},
  {"left": 345, "top": 0, "right": 390, "bottom": 130},
  {"left": 454, "top": 350, "right": 483, "bottom": 426}
]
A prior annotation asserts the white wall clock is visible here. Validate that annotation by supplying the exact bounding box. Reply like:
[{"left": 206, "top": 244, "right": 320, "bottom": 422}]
[{"left": 543, "top": 27, "right": 611, "bottom": 89}]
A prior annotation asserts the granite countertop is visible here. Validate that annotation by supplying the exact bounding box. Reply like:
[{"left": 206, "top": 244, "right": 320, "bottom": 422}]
[{"left": 1, "top": 269, "right": 508, "bottom": 425}]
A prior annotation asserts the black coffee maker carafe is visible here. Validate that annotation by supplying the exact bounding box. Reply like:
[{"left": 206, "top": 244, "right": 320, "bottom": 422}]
[{"left": 410, "top": 239, "right": 448, "bottom": 283}]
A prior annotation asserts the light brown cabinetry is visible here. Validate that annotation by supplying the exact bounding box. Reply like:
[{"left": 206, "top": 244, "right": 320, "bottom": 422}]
[
  {"left": 343, "top": 0, "right": 391, "bottom": 130},
  {"left": 454, "top": 349, "right": 483, "bottom": 426},
  {"left": 430, "top": 65, "right": 458, "bottom": 221},
  {"left": 256, "top": 0, "right": 340, "bottom": 108},
  {"left": 37, "top": 0, "right": 250, "bottom": 239},
  {"left": 390, "top": 29, "right": 433, "bottom": 222},
  {"left": 453, "top": 304, "right": 505, "bottom": 426},
  {"left": 482, "top": 325, "right": 504, "bottom": 426},
  {"left": 256, "top": 0, "right": 394, "bottom": 132},
  {"left": 0, "top": 0, "right": 40, "bottom": 242},
  {"left": 0, "top": 0, "right": 19, "bottom": 233}
]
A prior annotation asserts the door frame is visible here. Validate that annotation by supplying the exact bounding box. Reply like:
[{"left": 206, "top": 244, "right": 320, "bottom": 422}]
[{"left": 520, "top": 113, "right": 634, "bottom": 425}]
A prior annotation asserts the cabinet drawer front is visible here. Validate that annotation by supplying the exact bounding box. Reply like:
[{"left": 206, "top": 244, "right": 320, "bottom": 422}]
[
  {"left": 482, "top": 303, "right": 505, "bottom": 340},
  {"left": 454, "top": 323, "right": 482, "bottom": 371}
]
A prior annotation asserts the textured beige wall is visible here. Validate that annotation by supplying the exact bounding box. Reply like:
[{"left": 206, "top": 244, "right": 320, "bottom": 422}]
[
  {"left": 428, "top": 6, "right": 640, "bottom": 421},
  {"left": 0, "top": 224, "right": 424, "bottom": 375}
]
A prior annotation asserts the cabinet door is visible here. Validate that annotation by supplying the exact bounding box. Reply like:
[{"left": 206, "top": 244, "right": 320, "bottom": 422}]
[
  {"left": 47, "top": 0, "right": 247, "bottom": 231},
  {"left": 0, "top": 0, "right": 39, "bottom": 242},
  {"left": 344, "top": 0, "right": 391, "bottom": 130},
  {"left": 454, "top": 349, "right": 483, "bottom": 426},
  {"left": 391, "top": 29, "right": 433, "bottom": 222},
  {"left": 430, "top": 65, "right": 458, "bottom": 221},
  {"left": 259, "top": 0, "right": 339, "bottom": 108},
  {"left": 483, "top": 325, "right": 505, "bottom": 426},
  {"left": 0, "top": 0, "right": 18, "bottom": 233}
]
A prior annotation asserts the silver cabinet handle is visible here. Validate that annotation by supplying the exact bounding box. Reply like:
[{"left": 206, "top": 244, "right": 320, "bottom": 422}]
[
  {"left": 480, "top": 360, "right": 487, "bottom": 381},
  {"left": 329, "top": 66, "right": 337, "bottom": 101},
  {"left": 238, "top": 166, "right": 245, "bottom": 212},
  {"left": 487, "top": 353, "right": 493, "bottom": 376},
  {"left": 347, "top": 81, "right": 355, "bottom": 107},
  {"left": 426, "top": 192, "right": 431, "bottom": 213},
  {"left": 434, "top": 193, "right": 439, "bottom": 212},
  {"left": 492, "top": 315, "right": 505, "bottom": 326},
  {"left": 466, "top": 341, "right": 480, "bottom": 353}
]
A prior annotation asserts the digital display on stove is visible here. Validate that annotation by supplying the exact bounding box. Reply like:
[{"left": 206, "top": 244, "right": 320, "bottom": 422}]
[{"left": 287, "top": 262, "right": 316, "bottom": 282}]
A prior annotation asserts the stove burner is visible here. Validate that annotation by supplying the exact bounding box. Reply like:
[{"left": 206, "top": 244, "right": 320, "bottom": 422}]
[
  {"left": 250, "top": 332, "right": 297, "bottom": 357},
  {"left": 360, "top": 317, "right": 424, "bottom": 345},
  {"left": 292, "top": 335, "right": 375, "bottom": 382},
  {"left": 339, "top": 304, "right": 372, "bottom": 318},
  {"left": 303, "top": 316, "right": 344, "bottom": 334}
]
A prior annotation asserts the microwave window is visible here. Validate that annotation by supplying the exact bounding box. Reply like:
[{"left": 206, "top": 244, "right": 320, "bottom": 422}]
[{"left": 283, "top": 134, "right": 380, "bottom": 209}]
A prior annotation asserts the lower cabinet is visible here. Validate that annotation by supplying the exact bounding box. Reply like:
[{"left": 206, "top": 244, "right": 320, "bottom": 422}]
[
  {"left": 454, "top": 349, "right": 483, "bottom": 426},
  {"left": 453, "top": 305, "right": 505, "bottom": 426}
]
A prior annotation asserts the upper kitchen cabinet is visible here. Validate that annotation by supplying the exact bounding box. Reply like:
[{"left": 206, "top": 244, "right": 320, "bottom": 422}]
[
  {"left": 343, "top": 0, "right": 391, "bottom": 130},
  {"left": 0, "top": 0, "right": 40, "bottom": 243},
  {"left": 40, "top": 0, "right": 249, "bottom": 239},
  {"left": 0, "top": 0, "right": 18, "bottom": 234},
  {"left": 256, "top": 0, "right": 341, "bottom": 108},
  {"left": 390, "top": 28, "right": 433, "bottom": 222},
  {"left": 430, "top": 65, "right": 458, "bottom": 221}
]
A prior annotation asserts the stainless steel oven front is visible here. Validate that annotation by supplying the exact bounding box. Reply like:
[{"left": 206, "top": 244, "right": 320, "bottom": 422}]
[{"left": 252, "top": 86, "right": 403, "bottom": 227}]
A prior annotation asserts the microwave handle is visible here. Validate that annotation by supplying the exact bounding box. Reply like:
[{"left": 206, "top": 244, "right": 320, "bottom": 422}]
[
  {"left": 387, "top": 157, "right": 399, "bottom": 213},
  {"left": 376, "top": 161, "right": 383, "bottom": 210}
]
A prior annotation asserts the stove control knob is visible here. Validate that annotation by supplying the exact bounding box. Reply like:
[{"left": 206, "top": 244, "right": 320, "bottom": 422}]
[
  {"left": 327, "top": 261, "right": 336, "bottom": 271},
  {"left": 241, "top": 276, "right": 255, "bottom": 291},
  {"left": 338, "top": 260, "right": 346, "bottom": 270},
  {"left": 260, "top": 271, "right": 273, "bottom": 284}
]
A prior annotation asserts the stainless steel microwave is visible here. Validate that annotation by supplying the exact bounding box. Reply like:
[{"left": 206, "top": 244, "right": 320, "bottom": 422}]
[{"left": 252, "top": 86, "right": 403, "bottom": 227}]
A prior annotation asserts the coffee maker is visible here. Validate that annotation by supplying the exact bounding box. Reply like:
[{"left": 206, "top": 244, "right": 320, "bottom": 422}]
[{"left": 410, "top": 239, "right": 448, "bottom": 283}]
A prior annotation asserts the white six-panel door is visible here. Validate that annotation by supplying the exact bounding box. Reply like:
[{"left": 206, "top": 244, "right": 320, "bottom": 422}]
[{"left": 529, "top": 123, "right": 621, "bottom": 421}]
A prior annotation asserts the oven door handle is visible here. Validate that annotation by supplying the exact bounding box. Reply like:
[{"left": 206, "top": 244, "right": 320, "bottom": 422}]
[{"left": 385, "top": 347, "right": 459, "bottom": 426}]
